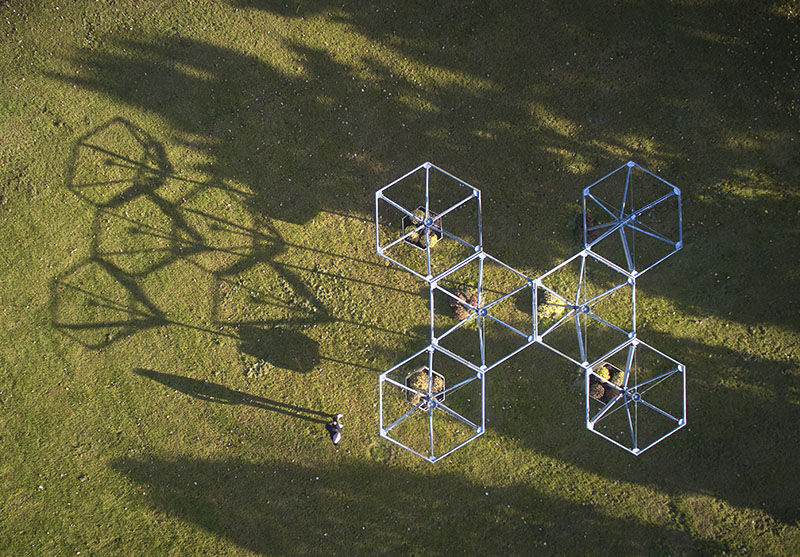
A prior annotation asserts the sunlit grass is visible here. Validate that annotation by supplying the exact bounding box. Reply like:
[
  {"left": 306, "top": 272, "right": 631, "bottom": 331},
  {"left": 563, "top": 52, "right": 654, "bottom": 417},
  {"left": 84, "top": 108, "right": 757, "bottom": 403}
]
[{"left": 0, "top": 0, "right": 798, "bottom": 554}]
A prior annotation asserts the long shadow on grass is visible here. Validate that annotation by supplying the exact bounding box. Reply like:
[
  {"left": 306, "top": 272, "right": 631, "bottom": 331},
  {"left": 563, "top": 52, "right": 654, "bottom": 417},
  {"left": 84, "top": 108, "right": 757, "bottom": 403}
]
[
  {"left": 223, "top": 0, "right": 800, "bottom": 333},
  {"left": 492, "top": 330, "right": 800, "bottom": 525},
  {"left": 47, "top": 0, "right": 799, "bottom": 530},
  {"left": 134, "top": 368, "right": 330, "bottom": 423},
  {"left": 53, "top": 117, "right": 413, "bottom": 356},
  {"left": 51, "top": 117, "right": 342, "bottom": 379},
  {"left": 112, "top": 455, "right": 726, "bottom": 554}
]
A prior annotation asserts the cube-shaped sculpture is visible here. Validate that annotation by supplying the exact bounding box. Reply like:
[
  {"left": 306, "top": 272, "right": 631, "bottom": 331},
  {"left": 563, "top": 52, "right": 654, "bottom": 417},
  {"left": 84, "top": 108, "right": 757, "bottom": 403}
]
[
  {"left": 534, "top": 250, "right": 634, "bottom": 366},
  {"left": 379, "top": 345, "right": 485, "bottom": 462},
  {"left": 582, "top": 161, "right": 682, "bottom": 277},
  {"left": 432, "top": 252, "right": 534, "bottom": 372},
  {"left": 585, "top": 338, "right": 686, "bottom": 455},
  {"left": 375, "top": 162, "right": 482, "bottom": 282}
]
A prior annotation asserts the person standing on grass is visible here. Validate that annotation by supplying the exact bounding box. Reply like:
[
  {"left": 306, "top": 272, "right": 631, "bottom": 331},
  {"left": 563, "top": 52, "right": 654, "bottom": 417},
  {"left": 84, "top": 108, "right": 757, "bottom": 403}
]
[{"left": 326, "top": 414, "right": 343, "bottom": 446}]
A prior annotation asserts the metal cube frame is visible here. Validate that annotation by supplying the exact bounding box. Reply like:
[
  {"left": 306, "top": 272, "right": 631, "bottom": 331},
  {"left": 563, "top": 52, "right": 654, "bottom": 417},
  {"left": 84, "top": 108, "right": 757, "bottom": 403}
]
[{"left": 375, "top": 161, "right": 685, "bottom": 462}]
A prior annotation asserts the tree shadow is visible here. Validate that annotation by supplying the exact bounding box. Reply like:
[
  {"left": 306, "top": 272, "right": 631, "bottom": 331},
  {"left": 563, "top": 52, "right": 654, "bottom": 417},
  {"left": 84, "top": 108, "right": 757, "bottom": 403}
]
[
  {"left": 112, "top": 455, "right": 727, "bottom": 554},
  {"left": 238, "top": 325, "right": 320, "bottom": 373},
  {"left": 491, "top": 329, "right": 800, "bottom": 525},
  {"left": 221, "top": 0, "right": 799, "bottom": 331},
  {"left": 43, "top": 0, "right": 799, "bottom": 534},
  {"left": 133, "top": 368, "right": 330, "bottom": 423}
]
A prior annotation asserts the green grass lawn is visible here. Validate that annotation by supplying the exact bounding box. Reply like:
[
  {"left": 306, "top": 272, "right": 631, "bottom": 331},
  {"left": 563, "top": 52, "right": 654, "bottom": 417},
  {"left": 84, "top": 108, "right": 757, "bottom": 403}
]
[{"left": 1, "top": 0, "right": 799, "bottom": 554}]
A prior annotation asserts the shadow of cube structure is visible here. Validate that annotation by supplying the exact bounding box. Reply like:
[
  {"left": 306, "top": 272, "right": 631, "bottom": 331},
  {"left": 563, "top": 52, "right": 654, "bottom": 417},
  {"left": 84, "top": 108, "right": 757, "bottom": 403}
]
[{"left": 376, "top": 161, "right": 685, "bottom": 462}]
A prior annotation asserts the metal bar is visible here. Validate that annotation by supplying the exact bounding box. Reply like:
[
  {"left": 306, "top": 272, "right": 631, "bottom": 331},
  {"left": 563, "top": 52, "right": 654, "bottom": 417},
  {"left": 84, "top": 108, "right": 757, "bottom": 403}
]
[
  {"left": 433, "top": 430, "right": 485, "bottom": 461},
  {"left": 630, "top": 191, "right": 675, "bottom": 218},
  {"left": 624, "top": 342, "right": 636, "bottom": 386},
  {"left": 537, "top": 283, "right": 572, "bottom": 307},
  {"left": 380, "top": 346, "right": 431, "bottom": 375},
  {"left": 382, "top": 223, "right": 425, "bottom": 252},
  {"left": 588, "top": 428, "right": 640, "bottom": 455},
  {"left": 584, "top": 162, "right": 628, "bottom": 190},
  {"left": 382, "top": 376, "right": 426, "bottom": 397},
  {"left": 476, "top": 191, "right": 483, "bottom": 248},
  {"left": 437, "top": 312, "right": 477, "bottom": 343},
  {"left": 385, "top": 398, "right": 427, "bottom": 433},
  {"left": 585, "top": 311, "right": 629, "bottom": 336},
  {"left": 581, "top": 279, "right": 630, "bottom": 307},
  {"left": 379, "top": 195, "right": 419, "bottom": 223},
  {"left": 587, "top": 193, "right": 621, "bottom": 221},
  {"left": 620, "top": 226, "right": 634, "bottom": 272},
  {"left": 484, "top": 339, "right": 537, "bottom": 371},
  {"left": 590, "top": 391, "right": 626, "bottom": 423},
  {"left": 429, "top": 402, "right": 435, "bottom": 459},
  {"left": 631, "top": 162, "right": 680, "bottom": 190},
  {"left": 429, "top": 285, "right": 435, "bottom": 347},
  {"left": 540, "top": 307, "right": 577, "bottom": 338},
  {"left": 437, "top": 227, "right": 478, "bottom": 250},
  {"left": 638, "top": 398, "right": 681, "bottom": 423},
  {"left": 381, "top": 257, "right": 428, "bottom": 282},
  {"left": 537, "top": 339, "right": 584, "bottom": 367},
  {"left": 374, "top": 192, "right": 381, "bottom": 254},
  {"left": 575, "top": 254, "right": 586, "bottom": 306},
  {"left": 575, "top": 312, "right": 586, "bottom": 363},
  {"left": 380, "top": 434, "right": 430, "bottom": 462},
  {"left": 441, "top": 375, "right": 480, "bottom": 397},
  {"left": 632, "top": 367, "right": 680, "bottom": 392},
  {"left": 482, "top": 252, "right": 531, "bottom": 280},
  {"left": 434, "top": 192, "right": 478, "bottom": 221},
  {"left": 425, "top": 165, "right": 432, "bottom": 278},
  {"left": 437, "top": 401, "right": 480, "bottom": 430},
  {"left": 588, "top": 220, "right": 620, "bottom": 232},
  {"left": 433, "top": 345, "right": 483, "bottom": 373},
  {"left": 620, "top": 164, "right": 632, "bottom": 219},
  {"left": 636, "top": 422, "right": 686, "bottom": 454},
  {"left": 626, "top": 223, "right": 674, "bottom": 245},
  {"left": 376, "top": 162, "right": 427, "bottom": 194},
  {"left": 431, "top": 251, "right": 481, "bottom": 282},
  {"left": 625, "top": 398, "right": 636, "bottom": 450},
  {"left": 426, "top": 163, "right": 481, "bottom": 191},
  {"left": 582, "top": 192, "right": 588, "bottom": 247},
  {"left": 483, "top": 282, "right": 529, "bottom": 312},
  {"left": 484, "top": 313, "right": 529, "bottom": 339}
]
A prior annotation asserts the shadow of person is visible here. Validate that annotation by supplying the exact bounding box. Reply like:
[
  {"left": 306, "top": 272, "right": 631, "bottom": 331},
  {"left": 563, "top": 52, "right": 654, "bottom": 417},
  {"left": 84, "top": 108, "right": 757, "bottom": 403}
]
[
  {"left": 133, "top": 368, "right": 330, "bottom": 423},
  {"left": 238, "top": 325, "right": 320, "bottom": 373}
]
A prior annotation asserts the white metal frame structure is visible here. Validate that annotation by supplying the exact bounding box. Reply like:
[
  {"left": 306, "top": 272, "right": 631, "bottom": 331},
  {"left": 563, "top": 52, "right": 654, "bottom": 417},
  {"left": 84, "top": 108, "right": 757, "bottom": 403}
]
[
  {"left": 585, "top": 338, "right": 686, "bottom": 455},
  {"left": 583, "top": 161, "right": 683, "bottom": 277},
  {"left": 375, "top": 161, "right": 685, "bottom": 462}
]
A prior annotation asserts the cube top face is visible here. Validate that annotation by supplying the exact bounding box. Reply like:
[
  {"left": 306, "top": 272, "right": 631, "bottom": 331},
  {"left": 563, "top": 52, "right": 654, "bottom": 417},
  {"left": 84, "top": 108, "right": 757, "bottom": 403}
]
[
  {"left": 583, "top": 161, "right": 682, "bottom": 277},
  {"left": 535, "top": 250, "right": 635, "bottom": 366},
  {"left": 376, "top": 163, "right": 482, "bottom": 282},
  {"left": 585, "top": 339, "right": 686, "bottom": 455},
  {"left": 433, "top": 253, "right": 534, "bottom": 371},
  {"left": 379, "top": 345, "right": 484, "bottom": 462}
]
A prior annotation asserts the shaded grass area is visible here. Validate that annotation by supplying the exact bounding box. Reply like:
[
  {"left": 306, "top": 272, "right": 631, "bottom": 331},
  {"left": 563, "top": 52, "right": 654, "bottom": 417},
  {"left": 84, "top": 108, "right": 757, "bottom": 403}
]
[{"left": 0, "top": 0, "right": 798, "bottom": 554}]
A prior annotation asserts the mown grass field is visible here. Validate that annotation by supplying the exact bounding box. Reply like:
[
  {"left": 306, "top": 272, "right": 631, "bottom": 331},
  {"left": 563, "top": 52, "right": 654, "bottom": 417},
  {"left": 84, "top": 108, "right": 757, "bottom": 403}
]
[{"left": 1, "top": 0, "right": 799, "bottom": 554}]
